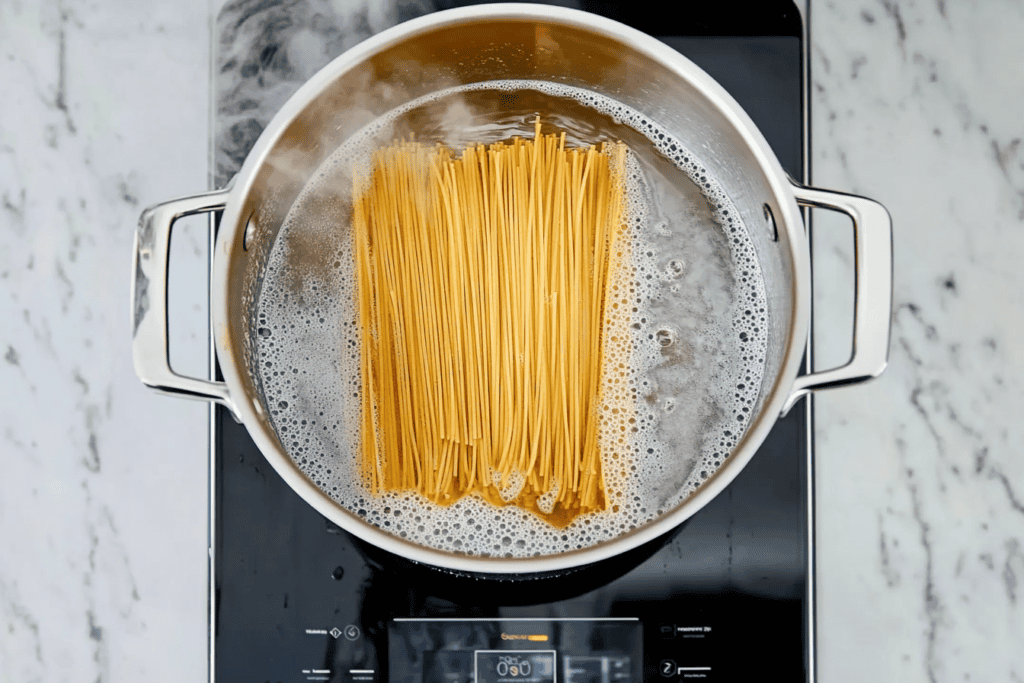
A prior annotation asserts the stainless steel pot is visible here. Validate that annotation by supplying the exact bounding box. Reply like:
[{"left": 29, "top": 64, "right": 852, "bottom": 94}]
[{"left": 131, "top": 4, "right": 892, "bottom": 574}]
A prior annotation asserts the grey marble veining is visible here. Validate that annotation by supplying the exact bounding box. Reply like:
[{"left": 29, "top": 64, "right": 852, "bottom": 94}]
[
  {"left": 810, "top": 0, "right": 1024, "bottom": 681},
  {"left": 0, "top": 1, "right": 212, "bottom": 681},
  {"left": 1, "top": 0, "right": 1022, "bottom": 681}
]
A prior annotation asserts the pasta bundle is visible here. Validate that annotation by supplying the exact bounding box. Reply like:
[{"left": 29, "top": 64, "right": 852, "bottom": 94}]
[{"left": 352, "top": 119, "right": 630, "bottom": 528}]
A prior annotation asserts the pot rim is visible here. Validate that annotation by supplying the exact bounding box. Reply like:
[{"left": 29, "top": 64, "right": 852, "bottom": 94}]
[{"left": 210, "top": 2, "right": 810, "bottom": 574}]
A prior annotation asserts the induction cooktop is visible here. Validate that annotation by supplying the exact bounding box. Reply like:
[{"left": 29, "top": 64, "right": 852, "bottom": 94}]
[{"left": 208, "top": 2, "right": 813, "bottom": 681}]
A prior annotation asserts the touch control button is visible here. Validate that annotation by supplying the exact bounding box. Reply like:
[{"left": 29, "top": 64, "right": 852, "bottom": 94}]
[{"left": 344, "top": 625, "right": 361, "bottom": 641}]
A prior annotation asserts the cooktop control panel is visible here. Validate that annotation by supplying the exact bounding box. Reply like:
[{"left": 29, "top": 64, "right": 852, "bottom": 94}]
[
  {"left": 291, "top": 618, "right": 731, "bottom": 682},
  {"left": 278, "top": 599, "right": 801, "bottom": 683}
]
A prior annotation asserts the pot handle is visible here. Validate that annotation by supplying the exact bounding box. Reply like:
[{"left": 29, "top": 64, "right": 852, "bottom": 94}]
[
  {"left": 131, "top": 189, "right": 239, "bottom": 419},
  {"left": 782, "top": 183, "right": 893, "bottom": 415}
]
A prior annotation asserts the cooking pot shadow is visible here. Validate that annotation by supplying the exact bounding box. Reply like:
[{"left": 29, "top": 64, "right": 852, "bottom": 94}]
[{"left": 346, "top": 519, "right": 689, "bottom": 606}]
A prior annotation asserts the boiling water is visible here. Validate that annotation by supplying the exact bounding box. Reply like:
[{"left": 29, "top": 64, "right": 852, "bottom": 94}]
[{"left": 252, "top": 81, "right": 768, "bottom": 557}]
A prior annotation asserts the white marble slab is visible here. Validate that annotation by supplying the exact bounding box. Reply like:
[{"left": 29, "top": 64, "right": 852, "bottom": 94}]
[
  {"left": 1, "top": 0, "right": 1021, "bottom": 681},
  {"left": 810, "top": 1, "right": 1024, "bottom": 681},
  {"left": 0, "top": 1, "right": 211, "bottom": 681}
]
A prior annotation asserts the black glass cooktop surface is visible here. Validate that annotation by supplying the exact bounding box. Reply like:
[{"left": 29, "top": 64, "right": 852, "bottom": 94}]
[{"left": 210, "top": 2, "right": 811, "bottom": 681}]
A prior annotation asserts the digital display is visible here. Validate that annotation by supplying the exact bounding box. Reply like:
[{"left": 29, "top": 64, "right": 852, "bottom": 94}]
[
  {"left": 389, "top": 619, "right": 641, "bottom": 683},
  {"left": 475, "top": 650, "right": 555, "bottom": 683}
]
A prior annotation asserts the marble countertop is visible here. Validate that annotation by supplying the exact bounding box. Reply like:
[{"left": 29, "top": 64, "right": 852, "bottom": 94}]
[{"left": 1, "top": 1, "right": 1021, "bottom": 681}]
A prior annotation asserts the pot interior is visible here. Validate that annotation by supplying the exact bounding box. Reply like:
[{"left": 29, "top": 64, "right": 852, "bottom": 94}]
[{"left": 218, "top": 9, "right": 801, "bottom": 566}]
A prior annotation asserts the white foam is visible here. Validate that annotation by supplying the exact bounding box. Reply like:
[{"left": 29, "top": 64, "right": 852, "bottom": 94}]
[{"left": 251, "top": 80, "right": 768, "bottom": 558}]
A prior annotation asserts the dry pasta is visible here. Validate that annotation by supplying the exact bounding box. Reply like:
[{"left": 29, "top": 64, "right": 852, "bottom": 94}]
[{"left": 352, "top": 118, "right": 630, "bottom": 528}]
